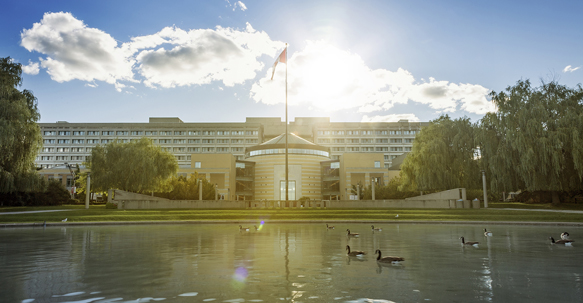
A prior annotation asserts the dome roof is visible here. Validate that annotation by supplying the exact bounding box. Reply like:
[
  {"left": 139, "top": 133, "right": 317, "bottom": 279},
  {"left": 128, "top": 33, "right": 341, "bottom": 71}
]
[{"left": 245, "top": 133, "right": 330, "bottom": 157}]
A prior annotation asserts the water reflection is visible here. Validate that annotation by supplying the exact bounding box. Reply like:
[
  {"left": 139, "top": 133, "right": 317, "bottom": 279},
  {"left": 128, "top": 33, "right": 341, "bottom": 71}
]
[{"left": 0, "top": 224, "right": 582, "bottom": 302}]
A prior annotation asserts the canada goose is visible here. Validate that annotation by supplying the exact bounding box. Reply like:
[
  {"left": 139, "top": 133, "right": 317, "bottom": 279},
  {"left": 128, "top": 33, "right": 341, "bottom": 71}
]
[
  {"left": 61, "top": 218, "right": 67, "bottom": 222},
  {"left": 254, "top": 225, "right": 259, "bottom": 231},
  {"left": 484, "top": 229, "right": 492, "bottom": 236},
  {"left": 239, "top": 225, "right": 249, "bottom": 231},
  {"left": 550, "top": 236, "right": 574, "bottom": 246},
  {"left": 346, "top": 245, "right": 366, "bottom": 257},
  {"left": 460, "top": 236, "right": 479, "bottom": 246},
  {"left": 326, "top": 224, "right": 335, "bottom": 230},
  {"left": 375, "top": 249, "right": 404, "bottom": 263},
  {"left": 561, "top": 232, "right": 570, "bottom": 240},
  {"left": 346, "top": 229, "right": 360, "bottom": 237},
  {"left": 371, "top": 225, "right": 382, "bottom": 231}
]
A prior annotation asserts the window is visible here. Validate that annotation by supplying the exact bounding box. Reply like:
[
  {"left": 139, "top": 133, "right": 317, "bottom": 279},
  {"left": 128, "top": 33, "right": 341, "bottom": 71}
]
[
  {"left": 173, "top": 147, "right": 186, "bottom": 152},
  {"left": 174, "top": 139, "right": 187, "bottom": 144},
  {"left": 376, "top": 139, "right": 388, "bottom": 144},
  {"left": 87, "top": 139, "right": 99, "bottom": 144},
  {"left": 116, "top": 131, "right": 128, "bottom": 136},
  {"left": 405, "top": 138, "right": 414, "bottom": 143},
  {"left": 202, "top": 131, "right": 214, "bottom": 136},
  {"left": 44, "top": 139, "right": 55, "bottom": 144},
  {"left": 87, "top": 131, "right": 99, "bottom": 136},
  {"left": 176, "top": 156, "right": 186, "bottom": 160},
  {"left": 332, "top": 147, "right": 345, "bottom": 151},
  {"left": 280, "top": 180, "right": 296, "bottom": 200},
  {"left": 217, "top": 139, "right": 229, "bottom": 144},
  {"left": 217, "top": 147, "right": 229, "bottom": 152},
  {"left": 246, "top": 139, "right": 258, "bottom": 144},
  {"left": 317, "top": 130, "right": 330, "bottom": 135},
  {"left": 217, "top": 131, "right": 230, "bottom": 136},
  {"left": 58, "top": 131, "right": 71, "bottom": 136},
  {"left": 41, "top": 156, "right": 53, "bottom": 160},
  {"left": 131, "top": 131, "right": 144, "bottom": 135},
  {"left": 332, "top": 130, "right": 345, "bottom": 135},
  {"left": 245, "top": 130, "right": 258, "bottom": 135},
  {"left": 159, "top": 139, "right": 171, "bottom": 144},
  {"left": 72, "top": 156, "right": 84, "bottom": 160},
  {"left": 102, "top": 131, "right": 114, "bottom": 136},
  {"left": 390, "top": 139, "right": 402, "bottom": 143},
  {"left": 57, "top": 148, "right": 69, "bottom": 152},
  {"left": 174, "top": 131, "right": 186, "bottom": 135},
  {"left": 86, "top": 148, "right": 92, "bottom": 152},
  {"left": 188, "top": 139, "right": 200, "bottom": 144},
  {"left": 375, "top": 147, "right": 388, "bottom": 151},
  {"left": 347, "top": 130, "right": 359, "bottom": 135},
  {"left": 362, "top": 147, "right": 374, "bottom": 152},
  {"left": 347, "top": 147, "right": 359, "bottom": 151},
  {"left": 331, "top": 162, "right": 340, "bottom": 169},
  {"left": 202, "top": 139, "right": 214, "bottom": 144},
  {"left": 58, "top": 139, "right": 70, "bottom": 144},
  {"left": 73, "top": 131, "right": 85, "bottom": 136},
  {"left": 231, "top": 139, "right": 244, "bottom": 144},
  {"left": 232, "top": 130, "right": 244, "bottom": 135},
  {"left": 348, "top": 139, "right": 359, "bottom": 143},
  {"left": 333, "top": 139, "right": 345, "bottom": 143},
  {"left": 195, "top": 162, "right": 201, "bottom": 168},
  {"left": 390, "top": 147, "right": 403, "bottom": 151},
  {"left": 384, "top": 155, "right": 390, "bottom": 161},
  {"left": 42, "top": 147, "right": 54, "bottom": 152},
  {"left": 405, "top": 147, "right": 412, "bottom": 151},
  {"left": 202, "top": 147, "right": 214, "bottom": 152},
  {"left": 43, "top": 131, "right": 56, "bottom": 136},
  {"left": 188, "top": 147, "right": 199, "bottom": 152},
  {"left": 232, "top": 147, "right": 243, "bottom": 152},
  {"left": 145, "top": 131, "right": 158, "bottom": 135},
  {"left": 56, "top": 156, "right": 68, "bottom": 161},
  {"left": 318, "top": 139, "right": 330, "bottom": 144},
  {"left": 361, "top": 139, "right": 373, "bottom": 143},
  {"left": 375, "top": 130, "right": 387, "bottom": 135},
  {"left": 159, "top": 131, "right": 171, "bottom": 135},
  {"left": 403, "top": 130, "right": 411, "bottom": 135},
  {"left": 101, "top": 139, "right": 111, "bottom": 144},
  {"left": 375, "top": 161, "right": 381, "bottom": 168},
  {"left": 188, "top": 131, "right": 200, "bottom": 135},
  {"left": 72, "top": 139, "right": 84, "bottom": 144}
]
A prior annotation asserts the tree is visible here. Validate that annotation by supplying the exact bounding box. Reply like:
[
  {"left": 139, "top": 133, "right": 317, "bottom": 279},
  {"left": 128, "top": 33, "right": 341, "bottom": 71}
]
[
  {"left": 154, "top": 172, "right": 216, "bottom": 200},
  {"left": 399, "top": 115, "right": 481, "bottom": 192},
  {"left": 477, "top": 80, "right": 583, "bottom": 203},
  {"left": 0, "top": 57, "right": 43, "bottom": 193},
  {"left": 85, "top": 137, "right": 178, "bottom": 193}
]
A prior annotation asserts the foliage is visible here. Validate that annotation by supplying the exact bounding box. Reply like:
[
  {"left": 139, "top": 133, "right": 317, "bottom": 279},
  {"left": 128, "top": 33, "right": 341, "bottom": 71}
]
[
  {"left": 154, "top": 172, "right": 216, "bottom": 200},
  {"left": 0, "top": 57, "right": 43, "bottom": 193},
  {"left": 399, "top": 115, "right": 482, "bottom": 192},
  {"left": 478, "top": 80, "right": 583, "bottom": 200},
  {"left": 0, "top": 179, "right": 72, "bottom": 206},
  {"left": 85, "top": 137, "right": 178, "bottom": 193},
  {"left": 105, "top": 202, "right": 118, "bottom": 209},
  {"left": 358, "top": 177, "right": 420, "bottom": 200}
]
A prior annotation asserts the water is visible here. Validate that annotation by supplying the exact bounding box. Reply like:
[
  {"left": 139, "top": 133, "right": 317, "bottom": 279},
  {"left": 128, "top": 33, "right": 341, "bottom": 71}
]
[{"left": 1, "top": 223, "right": 581, "bottom": 302}]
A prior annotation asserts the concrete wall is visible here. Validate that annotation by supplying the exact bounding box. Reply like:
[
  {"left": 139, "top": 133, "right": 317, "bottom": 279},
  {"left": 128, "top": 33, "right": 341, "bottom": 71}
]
[
  {"left": 116, "top": 198, "right": 479, "bottom": 209},
  {"left": 114, "top": 190, "right": 169, "bottom": 201},
  {"left": 406, "top": 188, "right": 467, "bottom": 201}
]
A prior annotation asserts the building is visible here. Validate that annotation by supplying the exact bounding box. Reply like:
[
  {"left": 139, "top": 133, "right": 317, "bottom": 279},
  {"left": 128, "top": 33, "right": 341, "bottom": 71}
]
[{"left": 36, "top": 117, "right": 427, "bottom": 200}]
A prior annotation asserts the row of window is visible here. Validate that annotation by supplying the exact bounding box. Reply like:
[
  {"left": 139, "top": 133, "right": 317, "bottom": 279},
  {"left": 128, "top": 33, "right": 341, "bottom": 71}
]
[
  {"left": 318, "top": 138, "right": 414, "bottom": 144},
  {"left": 330, "top": 147, "right": 410, "bottom": 152},
  {"left": 43, "top": 147, "right": 89, "bottom": 153},
  {"left": 317, "top": 130, "right": 418, "bottom": 136},
  {"left": 39, "top": 156, "right": 87, "bottom": 161},
  {"left": 43, "top": 130, "right": 260, "bottom": 136},
  {"left": 43, "top": 138, "right": 260, "bottom": 145}
]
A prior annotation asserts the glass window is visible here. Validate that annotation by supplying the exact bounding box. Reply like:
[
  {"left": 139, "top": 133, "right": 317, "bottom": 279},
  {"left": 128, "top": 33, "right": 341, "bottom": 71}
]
[
  {"left": 280, "top": 180, "right": 296, "bottom": 200},
  {"left": 375, "top": 161, "right": 381, "bottom": 168},
  {"left": 195, "top": 162, "right": 201, "bottom": 168}
]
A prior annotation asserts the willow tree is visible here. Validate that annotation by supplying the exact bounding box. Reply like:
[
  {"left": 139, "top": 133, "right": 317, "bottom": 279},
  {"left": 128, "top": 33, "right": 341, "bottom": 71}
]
[
  {"left": 478, "top": 80, "right": 583, "bottom": 202},
  {"left": 399, "top": 115, "right": 481, "bottom": 192},
  {"left": 0, "top": 57, "right": 43, "bottom": 193},
  {"left": 86, "top": 137, "right": 178, "bottom": 193}
]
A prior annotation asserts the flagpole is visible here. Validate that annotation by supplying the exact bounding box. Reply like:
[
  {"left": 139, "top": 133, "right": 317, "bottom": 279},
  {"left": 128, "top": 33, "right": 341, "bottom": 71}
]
[{"left": 285, "top": 43, "right": 289, "bottom": 202}]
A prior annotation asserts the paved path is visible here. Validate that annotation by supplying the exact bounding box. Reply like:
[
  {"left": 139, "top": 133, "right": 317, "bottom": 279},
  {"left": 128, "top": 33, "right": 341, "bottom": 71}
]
[
  {"left": 0, "top": 209, "right": 76, "bottom": 215},
  {"left": 494, "top": 208, "right": 583, "bottom": 214}
]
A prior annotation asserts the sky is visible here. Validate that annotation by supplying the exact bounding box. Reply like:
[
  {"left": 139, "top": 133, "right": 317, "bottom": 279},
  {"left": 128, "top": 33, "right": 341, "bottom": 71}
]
[{"left": 1, "top": 0, "right": 582, "bottom": 124}]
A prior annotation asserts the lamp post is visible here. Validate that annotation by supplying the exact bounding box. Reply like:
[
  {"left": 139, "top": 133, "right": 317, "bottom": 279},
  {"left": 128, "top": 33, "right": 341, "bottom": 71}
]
[
  {"left": 372, "top": 178, "right": 376, "bottom": 201},
  {"left": 199, "top": 179, "right": 202, "bottom": 201},
  {"left": 85, "top": 172, "right": 91, "bottom": 209},
  {"left": 482, "top": 170, "right": 488, "bottom": 208},
  {"left": 215, "top": 183, "right": 218, "bottom": 201}
]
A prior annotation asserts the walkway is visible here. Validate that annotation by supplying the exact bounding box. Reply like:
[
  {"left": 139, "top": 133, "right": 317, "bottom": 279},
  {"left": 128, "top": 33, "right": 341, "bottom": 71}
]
[{"left": 0, "top": 209, "right": 76, "bottom": 215}]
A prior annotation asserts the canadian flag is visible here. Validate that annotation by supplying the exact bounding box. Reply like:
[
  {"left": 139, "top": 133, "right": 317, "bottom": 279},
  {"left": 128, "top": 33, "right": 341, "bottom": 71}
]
[{"left": 271, "top": 48, "right": 287, "bottom": 80}]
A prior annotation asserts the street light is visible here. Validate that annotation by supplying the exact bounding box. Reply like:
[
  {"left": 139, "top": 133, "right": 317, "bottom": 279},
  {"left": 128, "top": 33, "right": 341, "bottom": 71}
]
[{"left": 481, "top": 170, "right": 488, "bottom": 208}]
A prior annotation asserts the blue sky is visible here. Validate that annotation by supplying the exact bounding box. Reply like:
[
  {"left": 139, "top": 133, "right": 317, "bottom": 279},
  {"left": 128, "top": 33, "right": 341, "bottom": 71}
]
[{"left": 1, "top": 0, "right": 581, "bottom": 124}]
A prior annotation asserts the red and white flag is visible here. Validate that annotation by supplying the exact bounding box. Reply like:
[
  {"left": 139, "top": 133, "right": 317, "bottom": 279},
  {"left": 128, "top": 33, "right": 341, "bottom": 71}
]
[{"left": 271, "top": 48, "right": 287, "bottom": 80}]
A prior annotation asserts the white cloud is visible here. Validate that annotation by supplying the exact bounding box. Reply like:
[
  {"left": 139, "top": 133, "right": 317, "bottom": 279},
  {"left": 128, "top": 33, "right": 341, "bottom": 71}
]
[
  {"left": 235, "top": 1, "right": 247, "bottom": 11},
  {"left": 361, "top": 114, "right": 420, "bottom": 123},
  {"left": 21, "top": 12, "right": 134, "bottom": 86},
  {"left": 563, "top": 65, "right": 581, "bottom": 73},
  {"left": 135, "top": 23, "right": 280, "bottom": 88},
  {"left": 22, "top": 60, "right": 39, "bottom": 75},
  {"left": 250, "top": 41, "right": 495, "bottom": 115}
]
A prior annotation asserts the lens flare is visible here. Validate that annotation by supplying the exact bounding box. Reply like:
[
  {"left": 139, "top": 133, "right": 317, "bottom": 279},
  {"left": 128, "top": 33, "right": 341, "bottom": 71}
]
[{"left": 233, "top": 267, "right": 248, "bottom": 282}]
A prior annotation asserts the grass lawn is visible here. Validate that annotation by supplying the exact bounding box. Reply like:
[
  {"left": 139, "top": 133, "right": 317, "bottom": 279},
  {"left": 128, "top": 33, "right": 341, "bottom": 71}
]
[{"left": 1, "top": 203, "right": 582, "bottom": 224}]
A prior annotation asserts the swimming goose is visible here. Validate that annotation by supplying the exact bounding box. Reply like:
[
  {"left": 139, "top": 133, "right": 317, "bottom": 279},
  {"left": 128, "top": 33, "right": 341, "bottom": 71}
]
[
  {"left": 346, "top": 229, "right": 360, "bottom": 237},
  {"left": 371, "top": 225, "right": 382, "bottom": 231},
  {"left": 326, "top": 224, "right": 335, "bottom": 230},
  {"left": 561, "top": 232, "right": 570, "bottom": 240},
  {"left": 254, "top": 225, "right": 259, "bottom": 231},
  {"left": 346, "top": 245, "right": 366, "bottom": 257},
  {"left": 239, "top": 225, "right": 250, "bottom": 231},
  {"left": 375, "top": 249, "right": 404, "bottom": 263},
  {"left": 484, "top": 229, "right": 493, "bottom": 236},
  {"left": 460, "top": 237, "right": 479, "bottom": 246},
  {"left": 550, "top": 236, "right": 574, "bottom": 246}
]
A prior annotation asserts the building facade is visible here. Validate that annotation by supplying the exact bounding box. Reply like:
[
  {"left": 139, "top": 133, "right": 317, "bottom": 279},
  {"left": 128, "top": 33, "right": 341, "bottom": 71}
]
[{"left": 36, "top": 117, "right": 427, "bottom": 200}]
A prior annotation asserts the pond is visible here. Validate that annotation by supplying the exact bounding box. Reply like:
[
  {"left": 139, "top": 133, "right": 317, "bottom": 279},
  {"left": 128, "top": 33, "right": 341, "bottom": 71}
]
[{"left": 0, "top": 223, "right": 581, "bottom": 302}]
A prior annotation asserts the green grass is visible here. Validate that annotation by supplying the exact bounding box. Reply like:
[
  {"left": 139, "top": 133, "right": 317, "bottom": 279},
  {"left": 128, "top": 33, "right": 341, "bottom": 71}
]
[{"left": 1, "top": 203, "right": 582, "bottom": 224}]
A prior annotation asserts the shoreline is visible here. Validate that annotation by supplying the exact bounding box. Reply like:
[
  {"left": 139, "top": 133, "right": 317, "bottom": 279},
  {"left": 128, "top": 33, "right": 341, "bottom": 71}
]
[{"left": 3, "top": 220, "right": 583, "bottom": 228}]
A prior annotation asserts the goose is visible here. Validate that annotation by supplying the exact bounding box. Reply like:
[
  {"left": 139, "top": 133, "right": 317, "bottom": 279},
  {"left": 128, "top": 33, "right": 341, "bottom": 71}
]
[
  {"left": 326, "top": 224, "right": 335, "bottom": 230},
  {"left": 550, "top": 236, "right": 574, "bottom": 246},
  {"left": 375, "top": 249, "right": 404, "bottom": 263},
  {"left": 239, "top": 225, "right": 250, "bottom": 231},
  {"left": 460, "top": 236, "right": 479, "bottom": 247},
  {"left": 346, "top": 245, "right": 366, "bottom": 257},
  {"left": 346, "top": 229, "right": 360, "bottom": 237},
  {"left": 61, "top": 218, "right": 67, "bottom": 222},
  {"left": 484, "top": 229, "right": 493, "bottom": 236},
  {"left": 254, "top": 225, "right": 259, "bottom": 231},
  {"left": 371, "top": 225, "right": 382, "bottom": 231},
  {"left": 561, "top": 232, "right": 570, "bottom": 240}
]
